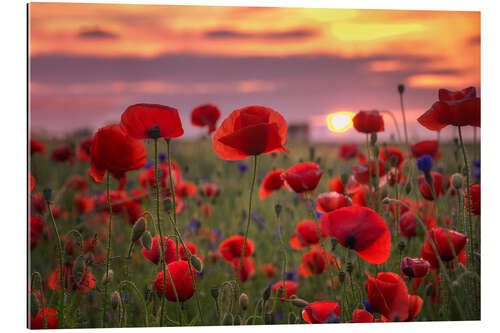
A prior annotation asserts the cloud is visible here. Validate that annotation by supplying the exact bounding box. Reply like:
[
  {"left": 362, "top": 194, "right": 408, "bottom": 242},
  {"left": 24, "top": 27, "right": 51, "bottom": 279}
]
[
  {"left": 204, "top": 28, "right": 317, "bottom": 40},
  {"left": 77, "top": 28, "right": 119, "bottom": 40}
]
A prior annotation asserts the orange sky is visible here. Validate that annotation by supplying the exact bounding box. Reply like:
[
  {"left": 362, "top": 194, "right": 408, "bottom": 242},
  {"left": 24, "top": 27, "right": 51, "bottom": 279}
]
[{"left": 29, "top": 3, "right": 480, "bottom": 141}]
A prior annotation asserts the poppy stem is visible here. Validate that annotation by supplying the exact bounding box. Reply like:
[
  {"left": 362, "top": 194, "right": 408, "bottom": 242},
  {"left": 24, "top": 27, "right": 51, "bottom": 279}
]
[
  {"left": 398, "top": 89, "right": 409, "bottom": 147},
  {"left": 45, "top": 200, "right": 65, "bottom": 328},
  {"left": 365, "top": 134, "right": 373, "bottom": 209},
  {"left": 236, "top": 155, "right": 258, "bottom": 284},
  {"left": 101, "top": 172, "right": 113, "bottom": 327},
  {"left": 165, "top": 139, "right": 204, "bottom": 324}
]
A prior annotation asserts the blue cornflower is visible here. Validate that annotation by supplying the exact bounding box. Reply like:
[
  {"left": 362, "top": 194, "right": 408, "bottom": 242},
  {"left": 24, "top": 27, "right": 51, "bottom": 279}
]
[
  {"left": 251, "top": 211, "right": 265, "bottom": 230},
  {"left": 237, "top": 162, "right": 248, "bottom": 173},
  {"left": 363, "top": 300, "right": 374, "bottom": 314},
  {"left": 285, "top": 268, "right": 298, "bottom": 282},
  {"left": 143, "top": 160, "right": 154, "bottom": 169},
  {"left": 158, "top": 152, "right": 167, "bottom": 163},
  {"left": 188, "top": 219, "right": 201, "bottom": 232},
  {"left": 416, "top": 154, "right": 433, "bottom": 173},
  {"left": 473, "top": 159, "right": 480, "bottom": 169}
]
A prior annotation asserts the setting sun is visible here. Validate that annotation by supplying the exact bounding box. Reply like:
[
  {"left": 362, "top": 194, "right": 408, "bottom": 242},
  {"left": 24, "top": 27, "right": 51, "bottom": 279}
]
[{"left": 326, "top": 111, "right": 354, "bottom": 133}]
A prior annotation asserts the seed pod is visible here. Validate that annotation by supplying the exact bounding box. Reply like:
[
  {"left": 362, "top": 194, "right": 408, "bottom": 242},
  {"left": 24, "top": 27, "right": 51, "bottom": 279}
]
[
  {"left": 111, "top": 291, "right": 121, "bottom": 309},
  {"left": 131, "top": 218, "right": 146, "bottom": 243},
  {"left": 262, "top": 284, "right": 271, "bottom": 302},
  {"left": 102, "top": 269, "right": 113, "bottom": 285},
  {"left": 330, "top": 237, "right": 338, "bottom": 252},
  {"left": 141, "top": 231, "right": 152, "bottom": 251},
  {"left": 274, "top": 204, "right": 282, "bottom": 218},
  {"left": 239, "top": 293, "right": 249, "bottom": 311},
  {"left": 291, "top": 298, "right": 309, "bottom": 308},
  {"left": 340, "top": 173, "right": 349, "bottom": 186},
  {"left": 451, "top": 173, "right": 464, "bottom": 190},
  {"left": 43, "top": 188, "right": 52, "bottom": 202},
  {"left": 190, "top": 255, "right": 203, "bottom": 272},
  {"left": 398, "top": 84, "right": 405, "bottom": 94},
  {"left": 382, "top": 197, "right": 391, "bottom": 204},
  {"left": 210, "top": 286, "right": 219, "bottom": 300},
  {"left": 405, "top": 182, "right": 412, "bottom": 194},
  {"left": 30, "top": 292, "right": 40, "bottom": 318},
  {"left": 223, "top": 313, "right": 233, "bottom": 325}
]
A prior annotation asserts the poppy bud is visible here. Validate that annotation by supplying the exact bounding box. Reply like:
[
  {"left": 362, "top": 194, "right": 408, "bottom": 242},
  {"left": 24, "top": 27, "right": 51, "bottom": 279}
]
[
  {"left": 382, "top": 197, "right": 391, "bottom": 204},
  {"left": 346, "top": 262, "right": 353, "bottom": 274},
  {"left": 234, "top": 314, "right": 241, "bottom": 325},
  {"left": 147, "top": 124, "right": 161, "bottom": 139},
  {"left": 264, "top": 313, "right": 273, "bottom": 325},
  {"left": 30, "top": 292, "right": 40, "bottom": 318},
  {"left": 223, "top": 313, "right": 233, "bottom": 325},
  {"left": 292, "top": 298, "right": 309, "bottom": 308},
  {"left": 190, "top": 255, "right": 203, "bottom": 272},
  {"left": 163, "top": 198, "right": 173, "bottom": 212},
  {"left": 338, "top": 271, "right": 346, "bottom": 283},
  {"left": 263, "top": 284, "right": 272, "bottom": 302},
  {"left": 131, "top": 218, "right": 146, "bottom": 243},
  {"left": 211, "top": 286, "right": 219, "bottom": 300},
  {"left": 274, "top": 204, "right": 282, "bottom": 218},
  {"left": 391, "top": 155, "right": 398, "bottom": 167},
  {"left": 340, "top": 173, "right": 349, "bottom": 186},
  {"left": 141, "top": 231, "right": 152, "bottom": 251},
  {"left": 384, "top": 161, "right": 391, "bottom": 172},
  {"left": 370, "top": 133, "right": 377, "bottom": 146},
  {"left": 239, "top": 293, "right": 249, "bottom": 311},
  {"left": 111, "top": 291, "right": 121, "bottom": 310},
  {"left": 330, "top": 237, "right": 338, "bottom": 252},
  {"left": 398, "top": 241, "right": 406, "bottom": 252},
  {"left": 451, "top": 173, "right": 464, "bottom": 189},
  {"left": 405, "top": 182, "right": 412, "bottom": 194},
  {"left": 425, "top": 284, "right": 434, "bottom": 297},
  {"left": 398, "top": 84, "right": 405, "bottom": 94},
  {"left": 73, "top": 255, "right": 86, "bottom": 281},
  {"left": 102, "top": 269, "right": 113, "bottom": 285},
  {"left": 43, "top": 188, "right": 52, "bottom": 202}
]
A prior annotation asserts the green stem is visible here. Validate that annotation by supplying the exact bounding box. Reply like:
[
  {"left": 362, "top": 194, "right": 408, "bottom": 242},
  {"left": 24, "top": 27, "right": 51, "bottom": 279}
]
[
  {"left": 165, "top": 139, "right": 204, "bottom": 324},
  {"left": 47, "top": 201, "right": 65, "bottom": 328},
  {"left": 101, "top": 171, "right": 113, "bottom": 327},
  {"left": 458, "top": 127, "right": 474, "bottom": 265},
  {"left": 236, "top": 155, "right": 258, "bottom": 282},
  {"left": 399, "top": 91, "right": 409, "bottom": 147},
  {"left": 120, "top": 280, "right": 149, "bottom": 327}
]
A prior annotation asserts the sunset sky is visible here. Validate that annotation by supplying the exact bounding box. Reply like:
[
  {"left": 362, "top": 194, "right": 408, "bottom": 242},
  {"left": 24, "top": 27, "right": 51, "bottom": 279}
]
[{"left": 29, "top": 2, "right": 480, "bottom": 141}]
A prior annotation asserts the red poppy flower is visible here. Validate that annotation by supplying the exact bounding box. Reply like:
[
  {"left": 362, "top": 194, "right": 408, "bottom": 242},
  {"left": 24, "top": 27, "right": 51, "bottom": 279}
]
[
  {"left": 212, "top": 105, "right": 288, "bottom": 160},
  {"left": 90, "top": 124, "right": 147, "bottom": 183},
  {"left": 125, "top": 199, "right": 144, "bottom": 224},
  {"left": 379, "top": 146, "right": 406, "bottom": 168},
  {"left": 410, "top": 140, "right": 441, "bottom": 159},
  {"left": 191, "top": 104, "right": 221, "bottom": 134},
  {"left": 69, "top": 175, "right": 89, "bottom": 192},
  {"left": 289, "top": 220, "right": 321, "bottom": 250},
  {"left": 30, "top": 139, "right": 46, "bottom": 155},
  {"left": 298, "top": 248, "right": 338, "bottom": 277},
  {"left": 353, "top": 110, "right": 384, "bottom": 133},
  {"left": 218, "top": 235, "right": 254, "bottom": 262},
  {"left": 142, "top": 236, "right": 178, "bottom": 265},
  {"left": 338, "top": 144, "right": 359, "bottom": 160},
  {"left": 350, "top": 309, "right": 373, "bottom": 323},
  {"left": 154, "top": 260, "right": 196, "bottom": 302},
  {"left": 302, "top": 301, "right": 341, "bottom": 324},
  {"left": 465, "top": 184, "right": 480, "bottom": 215},
  {"left": 74, "top": 195, "right": 94, "bottom": 214},
  {"left": 320, "top": 206, "right": 391, "bottom": 264},
  {"left": 121, "top": 103, "right": 184, "bottom": 139},
  {"left": 260, "top": 263, "right": 279, "bottom": 278},
  {"left": 406, "top": 294, "right": 423, "bottom": 321},
  {"left": 30, "top": 307, "right": 58, "bottom": 329},
  {"left": 387, "top": 167, "right": 405, "bottom": 186},
  {"left": 231, "top": 257, "right": 255, "bottom": 282},
  {"left": 176, "top": 180, "right": 197, "bottom": 198},
  {"left": 351, "top": 186, "right": 369, "bottom": 207},
  {"left": 30, "top": 215, "right": 44, "bottom": 250},
  {"left": 29, "top": 173, "right": 35, "bottom": 193},
  {"left": 259, "top": 169, "right": 285, "bottom": 199},
  {"left": 199, "top": 202, "right": 212, "bottom": 217},
  {"left": 418, "top": 87, "right": 480, "bottom": 130},
  {"left": 399, "top": 210, "right": 418, "bottom": 238},
  {"left": 384, "top": 198, "right": 411, "bottom": 220},
  {"left": 272, "top": 280, "right": 299, "bottom": 299},
  {"left": 316, "top": 192, "right": 352, "bottom": 213},
  {"left": 366, "top": 272, "right": 409, "bottom": 321},
  {"left": 352, "top": 160, "right": 386, "bottom": 185},
  {"left": 31, "top": 193, "right": 47, "bottom": 213},
  {"left": 400, "top": 257, "right": 430, "bottom": 279},
  {"left": 179, "top": 242, "right": 203, "bottom": 262},
  {"left": 51, "top": 145, "right": 75, "bottom": 164},
  {"left": 48, "top": 262, "right": 96, "bottom": 293},
  {"left": 420, "top": 227, "right": 468, "bottom": 268},
  {"left": 202, "top": 183, "right": 220, "bottom": 198},
  {"left": 281, "top": 162, "right": 323, "bottom": 193},
  {"left": 77, "top": 136, "right": 93, "bottom": 162},
  {"left": 327, "top": 177, "right": 344, "bottom": 194},
  {"left": 417, "top": 172, "right": 448, "bottom": 200}
]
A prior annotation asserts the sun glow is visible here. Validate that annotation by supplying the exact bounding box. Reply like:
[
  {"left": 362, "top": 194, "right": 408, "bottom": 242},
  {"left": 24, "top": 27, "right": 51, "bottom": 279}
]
[{"left": 326, "top": 111, "right": 354, "bottom": 133}]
